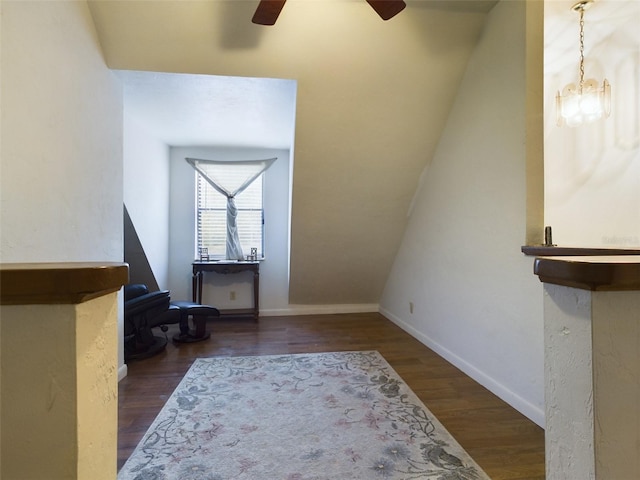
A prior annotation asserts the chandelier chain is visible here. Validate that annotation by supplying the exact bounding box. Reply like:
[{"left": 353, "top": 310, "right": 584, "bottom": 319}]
[{"left": 578, "top": 8, "right": 585, "bottom": 90}]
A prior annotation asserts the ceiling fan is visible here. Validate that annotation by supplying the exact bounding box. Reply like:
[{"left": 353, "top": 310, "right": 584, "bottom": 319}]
[{"left": 252, "top": 0, "right": 407, "bottom": 26}]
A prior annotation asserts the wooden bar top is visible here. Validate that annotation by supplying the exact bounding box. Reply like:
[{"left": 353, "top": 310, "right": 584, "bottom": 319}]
[
  {"left": 522, "top": 245, "right": 640, "bottom": 256},
  {"left": 534, "top": 256, "right": 640, "bottom": 291},
  {"left": 0, "top": 262, "right": 129, "bottom": 305}
]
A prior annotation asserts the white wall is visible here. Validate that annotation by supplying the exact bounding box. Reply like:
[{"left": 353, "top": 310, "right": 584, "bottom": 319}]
[
  {"left": 544, "top": 0, "right": 640, "bottom": 247},
  {"left": 168, "top": 147, "right": 291, "bottom": 313},
  {"left": 1, "top": 1, "right": 123, "bottom": 264},
  {"left": 123, "top": 113, "right": 171, "bottom": 288},
  {"left": 380, "top": 0, "right": 544, "bottom": 426}
]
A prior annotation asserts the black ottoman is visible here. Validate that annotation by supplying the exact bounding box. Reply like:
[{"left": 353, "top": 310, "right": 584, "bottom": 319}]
[{"left": 171, "top": 301, "right": 220, "bottom": 343}]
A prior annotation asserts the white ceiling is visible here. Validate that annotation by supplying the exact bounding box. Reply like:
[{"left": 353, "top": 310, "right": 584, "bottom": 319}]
[{"left": 116, "top": 70, "right": 297, "bottom": 149}]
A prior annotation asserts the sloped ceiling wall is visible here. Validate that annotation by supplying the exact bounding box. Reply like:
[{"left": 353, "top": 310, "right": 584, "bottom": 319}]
[{"left": 88, "top": 0, "right": 495, "bottom": 304}]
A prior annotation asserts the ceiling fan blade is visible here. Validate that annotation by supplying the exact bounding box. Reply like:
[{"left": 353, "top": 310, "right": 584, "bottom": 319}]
[
  {"left": 252, "top": 0, "right": 287, "bottom": 25},
  {"left": 366, "top": 0, "right": 406, "bottom": 20}
]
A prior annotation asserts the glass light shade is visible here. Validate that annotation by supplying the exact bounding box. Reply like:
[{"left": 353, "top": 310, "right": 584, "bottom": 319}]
[{"left": 556, "top": 79, "right": 611, "bottom": 127}]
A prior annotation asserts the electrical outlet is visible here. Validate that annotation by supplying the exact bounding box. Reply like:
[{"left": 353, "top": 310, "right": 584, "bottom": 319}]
[
  {"left": 409, "top": 302, "right": 414, "bottom": 314},
  {"left": 230, "top": 291, "right": 236, "bottom": 301}
]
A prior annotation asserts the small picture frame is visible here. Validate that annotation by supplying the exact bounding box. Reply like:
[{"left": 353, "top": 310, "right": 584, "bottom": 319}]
[{"left": 199, "top": 247, "right": 210, "bottom": 262}]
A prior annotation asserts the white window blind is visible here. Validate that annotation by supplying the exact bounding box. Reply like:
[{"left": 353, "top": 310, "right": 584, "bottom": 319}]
[{"left": 196, "top": 166, "right": 265, "bottom": 260}]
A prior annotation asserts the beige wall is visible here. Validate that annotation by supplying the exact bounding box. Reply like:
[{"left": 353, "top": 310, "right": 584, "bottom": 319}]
[
  {"left": 88, "top": 0, "right": 490, "bottom": 305},
  {"left": 1, "top": 295, "right": 119, "bottom": 479}
]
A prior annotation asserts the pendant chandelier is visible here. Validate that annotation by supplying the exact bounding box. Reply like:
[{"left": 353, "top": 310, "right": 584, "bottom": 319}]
[{"left": 556, "top": 0, "right": 611, "bottom": 127}]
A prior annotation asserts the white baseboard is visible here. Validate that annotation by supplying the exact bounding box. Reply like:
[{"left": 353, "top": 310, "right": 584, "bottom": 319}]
[
  {"left": 118, "top": 363, "right": 128, "bottom": 382},
  {"left": 260, "top": 304, "right": 379, "bottom": 317},
  {"left": 379, "top": 307, "right": 545, "bottom": 428}
]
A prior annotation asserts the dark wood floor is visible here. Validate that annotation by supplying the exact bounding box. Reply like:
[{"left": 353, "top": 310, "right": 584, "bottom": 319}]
[{"left": 118, "top": 313, "right": 545, "bottom": 479}]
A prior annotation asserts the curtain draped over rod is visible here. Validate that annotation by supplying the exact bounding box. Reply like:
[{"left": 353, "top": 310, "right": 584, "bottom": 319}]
[{"left": 186, "top": 157, "right": 277, "bottom": 260}]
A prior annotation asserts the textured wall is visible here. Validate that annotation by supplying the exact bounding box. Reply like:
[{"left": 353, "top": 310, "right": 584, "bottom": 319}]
[
  {"left": 76, "top": 294, "right": 119, "bottom": 479},
  {"left": 543, "top": 285, "right": 640, "bottom": 480},
  {"left": 543, "top": 284, "right": 595, "bottom": 479},
  {"left": 1, "top": 304, "right": 77, "bottom": 477},
  {"left": 1, "top": 295, "right": 119, "bottom": 479},
  {"left": 592, "top": 291, "right": 640, "bottom": 479}
]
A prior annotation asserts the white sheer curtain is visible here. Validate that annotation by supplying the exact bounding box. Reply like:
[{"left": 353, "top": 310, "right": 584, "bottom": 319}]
[{"left": 186, "top": 157, "right": 277, "bottom": 260}]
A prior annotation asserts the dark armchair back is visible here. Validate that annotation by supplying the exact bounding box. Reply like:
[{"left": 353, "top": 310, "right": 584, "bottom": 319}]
[
  {"left": 124, "top": 284, "right": 171, "bottom": 325},
  {"left": 124, "top": 283, "right": 151, "bottom": 301}
]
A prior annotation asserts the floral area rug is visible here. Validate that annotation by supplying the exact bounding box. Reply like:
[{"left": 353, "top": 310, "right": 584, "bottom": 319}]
[{"left": 118, "top": 351, "right": 491, "bottom": 480}]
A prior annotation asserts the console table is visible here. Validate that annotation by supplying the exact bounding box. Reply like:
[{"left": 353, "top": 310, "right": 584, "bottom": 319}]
[{"left": 192, "top": 261, "right": 259, "bottom": 321}]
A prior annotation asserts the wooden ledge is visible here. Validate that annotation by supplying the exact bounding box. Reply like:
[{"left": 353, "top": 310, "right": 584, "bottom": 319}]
[
  {"left": 522, "top": 246, "right": 640, "bottom": 256},
  {"left": 534, "top": 256, "right": 640, "bottom": 291},
  {"left": 0, "top": 262, "right": 129, "bottom": 305}
]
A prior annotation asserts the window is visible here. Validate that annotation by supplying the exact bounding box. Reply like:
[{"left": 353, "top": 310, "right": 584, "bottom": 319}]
[{"left": 196, "top": 167, "right": 265, "bottom": 260}]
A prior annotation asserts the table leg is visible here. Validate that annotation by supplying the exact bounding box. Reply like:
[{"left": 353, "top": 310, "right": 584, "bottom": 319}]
[
  {"left": 253, "top": 268, "right": 259, "bottom": 322},
  {"left": 192, "top": 271, "right": 203, "bottom": 304}
]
